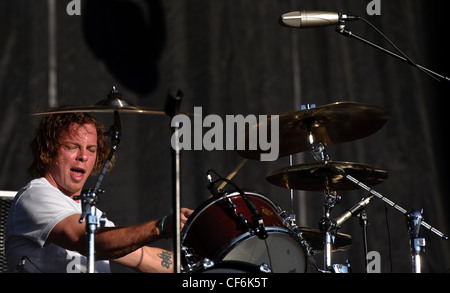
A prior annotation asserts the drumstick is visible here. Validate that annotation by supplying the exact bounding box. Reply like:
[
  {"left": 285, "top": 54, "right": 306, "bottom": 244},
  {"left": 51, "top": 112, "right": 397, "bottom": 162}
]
[
  {"left": 218, "top": 159, "right": 248, "bottom": 190},
  {"left": 208, "top": 159, "right": 248, "bottom": 198}
]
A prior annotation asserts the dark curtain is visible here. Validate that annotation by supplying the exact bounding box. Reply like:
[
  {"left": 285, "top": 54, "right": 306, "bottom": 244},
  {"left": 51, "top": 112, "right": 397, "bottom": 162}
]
[{"left": 0, "top": 0, "right": 449, "bottom": 273}]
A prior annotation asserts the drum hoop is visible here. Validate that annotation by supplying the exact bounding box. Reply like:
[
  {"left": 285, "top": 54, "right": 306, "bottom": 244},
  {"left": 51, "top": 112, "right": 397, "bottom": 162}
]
[
  {"left": 181, "top": 191, "right": 279, "bottom": 242},
  {"left": 190, "top": 260, "right": 268, "bottom": 273}
]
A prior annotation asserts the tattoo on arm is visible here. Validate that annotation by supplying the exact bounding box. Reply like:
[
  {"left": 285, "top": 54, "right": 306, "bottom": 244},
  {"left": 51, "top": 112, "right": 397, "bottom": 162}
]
[{"left": 157, "top": 251, "right": 173, "bottom": 269}]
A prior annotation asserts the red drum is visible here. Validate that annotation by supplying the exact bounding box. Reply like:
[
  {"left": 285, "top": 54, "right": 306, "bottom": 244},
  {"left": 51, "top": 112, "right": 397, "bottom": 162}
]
[{"left": 181, "top": 192, "right": 307, "bottom": 273}]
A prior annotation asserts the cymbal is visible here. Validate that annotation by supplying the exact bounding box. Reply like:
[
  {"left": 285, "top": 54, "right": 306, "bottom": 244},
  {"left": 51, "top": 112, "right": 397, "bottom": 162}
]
[
  {"left": 266, "top": 161, "right": 388, "bottom": 191},
  {"left": 32, "top": 87, "right": 167, "bottom": 116},
  {"left": 32, "top": 101, "right": 167, "bottom": 116},
  {"left": 236, "top": 101, "right": 389, "bottom": 160},
  {"left": 297, "top": 226, "right": 352, "bottom": 252}
]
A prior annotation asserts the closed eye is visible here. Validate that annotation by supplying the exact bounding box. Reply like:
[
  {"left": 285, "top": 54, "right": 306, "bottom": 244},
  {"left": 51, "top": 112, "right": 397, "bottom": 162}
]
[{"left": 88, "top": 146, "right": 97, "bottom": 153}]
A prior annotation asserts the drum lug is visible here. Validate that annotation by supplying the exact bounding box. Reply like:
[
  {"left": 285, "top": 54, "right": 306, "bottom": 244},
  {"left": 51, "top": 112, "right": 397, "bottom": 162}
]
[
  {"left": 201, "top": 258, "right": 215, "bottom": 270},
  {"left": 259, "top": 263, "right": 272, "bottom": 273},
  {"left": 224, "top": 197, "right": 251, "bottom": 230},
  {"left": 297, "top": 231, "right": 316, "bottom": 256},
  {"left": 225, "top": 197, "right": 237, "bottom": 213},
  {"left": 181, "top": 245, "right": 199, "bottom": 272}
]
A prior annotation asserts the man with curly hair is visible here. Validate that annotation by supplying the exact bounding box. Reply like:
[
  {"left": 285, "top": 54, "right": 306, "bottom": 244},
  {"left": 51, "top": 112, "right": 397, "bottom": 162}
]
[{"left": 5, "top": 111, "right": 192, "bottom": 273}]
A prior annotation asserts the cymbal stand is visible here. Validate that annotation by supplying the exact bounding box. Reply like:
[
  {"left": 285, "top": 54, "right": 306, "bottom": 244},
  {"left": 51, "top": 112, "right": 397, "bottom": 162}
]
[
  {"left": 287, "top": 155, "right": 297, "bottom": 228},
  {"left": 319, "top": 180, "right": 340, "bottom": 271},
  {"left": 407, "top": 210, "right": 426, "bottom": 273},
  {"left": 75, "top": 109, "right": 121, "bottom": 273},
  {"left": 306, "top": 120, "right": 340, "bottom": 271},
  {"left": 322, "top": 158, "right": 448, "bottom": 242}
]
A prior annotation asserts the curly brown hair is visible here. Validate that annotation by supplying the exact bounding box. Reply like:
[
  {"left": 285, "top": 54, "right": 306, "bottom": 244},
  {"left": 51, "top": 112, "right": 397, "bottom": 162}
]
[{"left": 28, "top": 111, "right": 113, "bottom": 178}]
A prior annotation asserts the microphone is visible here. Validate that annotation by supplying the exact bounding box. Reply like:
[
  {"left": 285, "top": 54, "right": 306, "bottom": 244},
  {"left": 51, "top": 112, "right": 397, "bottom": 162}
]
[
  {"left": 279, "top": 10, "right": 359, "bottom": 28},
  {"left": 334, "top": 195, "right": 374, "bottom": 227}
]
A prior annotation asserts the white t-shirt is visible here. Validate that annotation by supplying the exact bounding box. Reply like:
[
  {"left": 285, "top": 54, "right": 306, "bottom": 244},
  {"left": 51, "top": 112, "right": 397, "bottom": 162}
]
[{"left": 5, "top": 177, "right": 114, "bottom": 273}]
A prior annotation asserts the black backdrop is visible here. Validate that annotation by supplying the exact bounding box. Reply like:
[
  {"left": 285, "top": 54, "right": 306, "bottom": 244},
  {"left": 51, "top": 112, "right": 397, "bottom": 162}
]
[{"left": 0, "top": 0, "right": 449, "bottom": 273}]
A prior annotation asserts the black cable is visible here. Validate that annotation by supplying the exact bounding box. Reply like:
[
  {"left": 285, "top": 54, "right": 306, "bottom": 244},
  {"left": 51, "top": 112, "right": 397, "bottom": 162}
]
[
  {"left": 206, "top": 170, "right": 267, "bottom": 239},
  {"left": 357, "top": 16, "right": 440, "bottom": 82}
]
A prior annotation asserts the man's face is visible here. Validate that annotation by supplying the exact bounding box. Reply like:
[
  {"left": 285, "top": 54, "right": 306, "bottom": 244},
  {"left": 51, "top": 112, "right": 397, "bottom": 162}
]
[{"left": 45, "top": 122, "right": 98, "bottom": 198}]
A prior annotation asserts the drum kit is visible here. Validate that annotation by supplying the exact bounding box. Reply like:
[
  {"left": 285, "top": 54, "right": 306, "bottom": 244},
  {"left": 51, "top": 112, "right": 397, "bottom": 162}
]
[{"left": 35, "top": 87, "right": 447, "bottom": 273}]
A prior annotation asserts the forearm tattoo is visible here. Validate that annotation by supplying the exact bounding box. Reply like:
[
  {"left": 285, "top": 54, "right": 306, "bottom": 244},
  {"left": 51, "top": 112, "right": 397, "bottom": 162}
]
[{"left": 157, "top": 251, "right": 173, "bottom": 269}]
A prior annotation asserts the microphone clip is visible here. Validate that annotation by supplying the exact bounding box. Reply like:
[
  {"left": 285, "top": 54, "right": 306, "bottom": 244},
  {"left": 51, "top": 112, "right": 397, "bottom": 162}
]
[
  {"left": 206, "top": 173, "right": 224, "bottom": 198},
  {"left": 252, "top": 215, "right": 268, "bottom": 240}
]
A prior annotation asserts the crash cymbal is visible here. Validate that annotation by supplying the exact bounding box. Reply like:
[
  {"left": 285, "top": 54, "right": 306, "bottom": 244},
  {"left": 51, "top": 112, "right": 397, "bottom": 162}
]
[
  {"left": 32, "top": 87, "right": 167, "bottom": 116},
  {"left": 297, "top": 227, "right": 352, "bottom": 252},
  {"left": 236, "top": 101, "right": 389, "bottom": 159},
  {"left": 266, "top": 161, "right": 388, "bottom": 191}
]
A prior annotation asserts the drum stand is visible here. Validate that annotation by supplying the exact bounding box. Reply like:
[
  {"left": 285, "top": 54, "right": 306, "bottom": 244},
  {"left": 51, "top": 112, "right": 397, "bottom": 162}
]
[
  {"left": 318, "top": 183, "right": 341, "bottom": 271},
  {"left": 308, "top": 136, "right": 448, "bottom": 273}
]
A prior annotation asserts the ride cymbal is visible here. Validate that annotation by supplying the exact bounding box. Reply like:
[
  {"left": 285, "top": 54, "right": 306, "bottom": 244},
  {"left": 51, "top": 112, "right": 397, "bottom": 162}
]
[{"left": 266, "top": 161, "right": 388, "bottom": 191}]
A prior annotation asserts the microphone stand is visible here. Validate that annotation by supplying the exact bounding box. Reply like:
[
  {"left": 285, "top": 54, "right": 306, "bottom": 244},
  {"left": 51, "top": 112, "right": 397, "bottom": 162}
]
[
  {"left": 335, "top": 20, "right": 450, "bottom": 83},
  {"left": 310, "top": 141, "right": 448, "bottom": 272},
  {"left": 332, "top": 20, "right": 449, "bottom": 271},
  {"left": 165, "top": 90, "right": 183, "bottom": 273},
  {"left": 359, "top": 209, "right": 369, "bottom": 272},
  {"left": 74, "top": 110, "right": 121, "bottom": 273}
]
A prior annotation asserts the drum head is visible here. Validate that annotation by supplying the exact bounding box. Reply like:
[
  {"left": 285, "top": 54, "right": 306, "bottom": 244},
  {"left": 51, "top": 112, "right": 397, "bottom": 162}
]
[{"left": 221, "top": 228, "right": 307, "bottom": 273}]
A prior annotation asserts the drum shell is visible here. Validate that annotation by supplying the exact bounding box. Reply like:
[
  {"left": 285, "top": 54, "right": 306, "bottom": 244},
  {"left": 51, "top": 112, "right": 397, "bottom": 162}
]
[{"left": 181, "top": 192, "right": 283, "bottom": 259}]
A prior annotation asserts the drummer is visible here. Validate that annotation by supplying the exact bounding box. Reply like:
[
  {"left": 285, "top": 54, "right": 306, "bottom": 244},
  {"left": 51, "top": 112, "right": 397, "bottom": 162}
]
[{"left": 5, "top": 111, "right": 193, "bottom": 273}]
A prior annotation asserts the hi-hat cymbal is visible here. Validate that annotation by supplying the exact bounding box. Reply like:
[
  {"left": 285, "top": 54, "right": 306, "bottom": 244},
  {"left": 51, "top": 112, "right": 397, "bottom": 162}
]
[
  {"left": 298, "top": 227, "right": 352, "bottom": 252},
  {"left": 236, "top": 101, "right": 389, "bottom": 160},
  {"left": 266, "top": 161, "right": 388, "bottom": 191}
]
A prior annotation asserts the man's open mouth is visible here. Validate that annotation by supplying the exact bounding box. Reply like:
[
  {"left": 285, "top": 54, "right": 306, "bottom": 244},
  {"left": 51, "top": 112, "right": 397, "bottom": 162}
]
[{"left": 70, "top": 168, "right": 86, "bottom": 174}]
